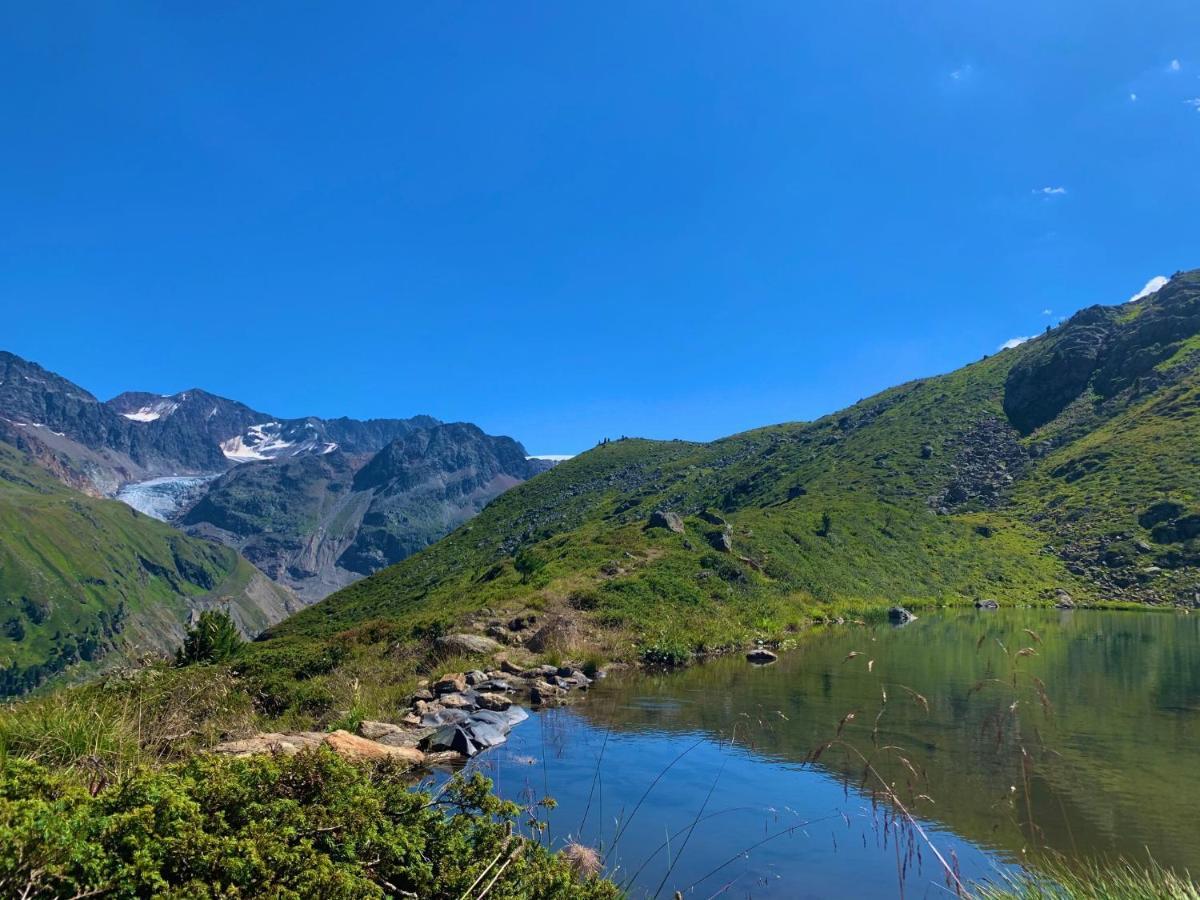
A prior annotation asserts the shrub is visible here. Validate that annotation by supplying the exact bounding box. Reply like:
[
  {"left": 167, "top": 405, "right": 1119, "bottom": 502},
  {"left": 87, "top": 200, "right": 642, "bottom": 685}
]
[
  {"left": 176, "top": 611, "right": 244, "bottom": 665},
  {"left": 0, "top": 752, "right": 620, "bottom": 899}
]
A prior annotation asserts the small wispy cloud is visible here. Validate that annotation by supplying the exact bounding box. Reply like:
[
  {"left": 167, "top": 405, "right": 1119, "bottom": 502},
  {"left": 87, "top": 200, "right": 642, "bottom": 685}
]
[
  {"left": 1130, "top": 92, "right": 1138, "bottom": 101},
  {"left": 1170, "top": 59, "right": 1182, "bottom": 72},
  {"left": 1185, "top": 98, "right": 1200, "bottom": 112},
  {"left": 1000, "top": 336, "right": 1033, "bottom": 351},
  {"left": 950, "top": 64, "right": 972, "bottom": 81},
  {"left": 1034, "top": 186, "right": 1067, "bottom": 197},
  {"left": 1042, "top": 308, "right": 1053, "bottom": 316},
  {"left": 1128, "top": 275, "right": 1169, "bottom": 303}
]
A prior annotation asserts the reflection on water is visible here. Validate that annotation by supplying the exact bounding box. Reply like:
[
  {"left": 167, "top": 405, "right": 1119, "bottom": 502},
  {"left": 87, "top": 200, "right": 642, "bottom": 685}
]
[{"left": 436, "top": 609, "right": 1200, "bottom": 899}]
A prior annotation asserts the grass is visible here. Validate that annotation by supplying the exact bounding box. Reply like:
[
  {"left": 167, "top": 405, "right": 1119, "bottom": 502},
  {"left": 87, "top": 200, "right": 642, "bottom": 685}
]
[{"left": 975, "top": 857, "right": 1200, "bottom": 899}]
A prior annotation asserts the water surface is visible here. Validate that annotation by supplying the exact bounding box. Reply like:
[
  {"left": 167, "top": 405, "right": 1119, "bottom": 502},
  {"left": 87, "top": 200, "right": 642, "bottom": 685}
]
[{"left": 446, "top": 609, "right": 1200, "bottom": 898}]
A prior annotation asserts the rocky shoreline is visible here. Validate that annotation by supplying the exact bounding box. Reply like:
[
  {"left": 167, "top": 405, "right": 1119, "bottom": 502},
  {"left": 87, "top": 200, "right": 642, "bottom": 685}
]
[{"left": 212, "top": 638, "right": 597, "bottom": 769}]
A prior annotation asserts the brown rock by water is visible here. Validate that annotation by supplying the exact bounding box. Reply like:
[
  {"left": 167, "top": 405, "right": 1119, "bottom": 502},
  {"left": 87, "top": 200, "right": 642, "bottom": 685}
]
[{"left": 323, "top": 730, "right": 424, "bottom": 765}]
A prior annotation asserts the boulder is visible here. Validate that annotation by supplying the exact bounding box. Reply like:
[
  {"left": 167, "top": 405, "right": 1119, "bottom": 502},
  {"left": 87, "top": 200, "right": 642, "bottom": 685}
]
[
  {"left": 525, "top": 618, "right": 580, "bottom": 653},
  {"left": 211, "top": 732, "right": 324, "bottom": 757},
  {"left": 508, "top": 612, "right": 538, "bottom": 631},
  {"left": 420, "top": 707, "right": 471, "bottom": 728},
  {"left": 888, "top": 606, "right": 917, "bottom": 625},
  {"left": 477, "top": 678, "right": 513, "bottom": 693},
  {"left": 648, "top": 510, "right": 685, "bottom": 534},
  {"left": 433, "top": 673, "right": 467, "bottom": 694},
  {"left": 358, "top": 720, "right": 405, "bottom": 741},
  {"left": 323, "top": 730, "right": 424, "bottom": 766},
  {"left": 1054, "top": 589, "right": 1075, "bottom": 609},
  {"left": 530, "top": 680, "right": 563, "bottom": 705},
  {"left": 476, "top": 692, "right": 512, "bottom": 711},
  {"left": 746, "top": 647, "right": 778, "bottom": 663},
  {"left": 974, "top": 598, "right": 1000, "bottom": 610},
  {"left": 411, "top": 688, "right": 435, "bottom": 702},
  {"left": 439, "top": 692, "right": 477, "bottom": 710},
  {"left": 698, "top": 510, "right": 726, "bottom": 526},
  {"left": 707, "top": 530, "right": 733, "bottom": 553},
  {"left": 435, "top": 634, "right": 501, "bottom": 657},
  {"left": 465, "top": 669, "right": 488, "bottom": 685}
]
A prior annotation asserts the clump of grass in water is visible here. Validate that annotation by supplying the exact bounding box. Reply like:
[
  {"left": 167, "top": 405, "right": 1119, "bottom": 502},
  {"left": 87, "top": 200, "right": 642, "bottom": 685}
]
[{"left": 974, "top": 855, "right": 1200, "bottom": 899}]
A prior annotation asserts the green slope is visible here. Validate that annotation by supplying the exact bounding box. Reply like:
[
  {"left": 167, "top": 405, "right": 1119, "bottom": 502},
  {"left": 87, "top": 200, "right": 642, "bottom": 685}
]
[
  {"left": 229, "top": 271, "right": 1200, "bottom": 716},
  {"left": 0, "top": 443, "right": 296, "bottom": 695}
]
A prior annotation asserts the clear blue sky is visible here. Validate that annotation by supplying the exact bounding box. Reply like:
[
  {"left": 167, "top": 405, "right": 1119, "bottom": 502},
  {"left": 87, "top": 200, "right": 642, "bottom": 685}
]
[{"left": 2, "top": 3, "right": 1198, "bottom": 455}]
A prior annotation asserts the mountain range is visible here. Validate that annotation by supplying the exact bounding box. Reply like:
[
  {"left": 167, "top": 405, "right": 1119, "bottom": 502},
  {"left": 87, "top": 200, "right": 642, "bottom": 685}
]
[
  {"left": 0, "top": 354, "right": 549, "bottom": 693},
  {"left": 242, "top": 269, "right": 1200, "bottom": 718}
]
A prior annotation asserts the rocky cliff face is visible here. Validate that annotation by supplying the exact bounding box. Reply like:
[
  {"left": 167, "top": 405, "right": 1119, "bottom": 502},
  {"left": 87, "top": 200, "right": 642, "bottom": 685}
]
[
  {"left": 179, "top": 424, "right": 544, "bottom": 601},
  {"left": 1, "top": 354, "right": 549, "bottom": 600}
]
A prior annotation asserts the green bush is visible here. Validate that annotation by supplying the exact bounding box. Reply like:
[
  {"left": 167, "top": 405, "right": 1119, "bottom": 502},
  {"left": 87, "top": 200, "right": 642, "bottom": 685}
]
[
  {"left": 0, "top": 751, "right": 620, "bottom": 899},
  {"left": 176, "top": 611, "right": 244, "bottom": 665}
]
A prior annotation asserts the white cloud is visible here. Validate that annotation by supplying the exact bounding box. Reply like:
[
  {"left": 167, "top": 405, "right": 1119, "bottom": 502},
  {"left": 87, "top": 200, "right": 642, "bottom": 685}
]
[
  {"left": 999, "top": 336, "right": 1033, "bottom": 351},
  {"left": 1130, "top": 92, "right": 1138, "bottom": 101},
  {"left": 950, "top": 64, "right": 972, "bottom": 80},
  {"left": 1034, "top": 186, "right": 1067, "bottom": 196},
  {"left": 1128, "top": 275, "right": 1169, "bottom": 303},
  {"left": 1186, "top": 98, "right": 1200, "bottom": 112},
  {"left": 1170, "top": 59, "right": 1182, "bottom": 72},
  {"left": 1042, "top": 308, "right": 1053, "bottom": 316}
]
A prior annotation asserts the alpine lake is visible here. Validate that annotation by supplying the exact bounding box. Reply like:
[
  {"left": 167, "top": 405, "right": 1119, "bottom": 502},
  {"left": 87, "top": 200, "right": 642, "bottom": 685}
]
[{"left": 429, "top": 608, "right": 1200, "bottom": 898}]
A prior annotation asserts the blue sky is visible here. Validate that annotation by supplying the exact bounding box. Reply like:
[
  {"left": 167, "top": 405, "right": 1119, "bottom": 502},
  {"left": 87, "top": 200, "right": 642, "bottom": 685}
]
[{"left": 2, "top": 2, "right": 1198, "bottom": 455}]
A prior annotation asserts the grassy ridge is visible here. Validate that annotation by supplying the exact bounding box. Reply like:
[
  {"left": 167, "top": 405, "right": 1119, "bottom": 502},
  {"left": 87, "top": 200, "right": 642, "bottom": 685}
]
[
  {"left": 238, "top": 273, "right": 1200, "bottom": 722},
  {"left": 0, "top": 444, "right": 293, "bottom": 695}
]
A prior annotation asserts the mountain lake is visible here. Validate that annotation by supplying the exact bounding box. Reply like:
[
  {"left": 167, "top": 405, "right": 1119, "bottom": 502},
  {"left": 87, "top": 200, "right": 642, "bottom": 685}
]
[{"left": 427, "top": 608, "right": 1200, "bottom": 898}]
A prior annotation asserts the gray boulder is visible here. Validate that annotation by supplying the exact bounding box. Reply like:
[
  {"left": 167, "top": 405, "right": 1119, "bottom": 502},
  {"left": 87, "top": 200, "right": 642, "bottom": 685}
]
[
  {"left": 435, "top": 634, "right": 501, "bottom": 656},
  {"left": 648, "top": 510, "right": 685, "bottom": 534}
]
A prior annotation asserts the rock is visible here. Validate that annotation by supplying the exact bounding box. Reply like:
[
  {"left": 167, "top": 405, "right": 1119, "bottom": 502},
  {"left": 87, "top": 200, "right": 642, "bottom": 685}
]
[
  {"left": 476, "top": 692, "right": 512, "bottom": 711},
  {"left": 974, "top": 598, "right": 999, "bottom": 610},
  {"left": 420, "top": 707, "right": 471, "bottom": 728},
  {"left": 920, "top": 444, "right": 934, "bottom": 459},
  {"left": 698, "top": 510, "right": 726, "bottom": 526},
  {"left": 439, "top": 692, "right": 477, "bottom": 710},
  {"left": 477, "top": 678, "right": 513, "bottom": 693},
  {"left": 500, "top": 658, "right": 525, "bottom": 675},
  {"left": 888, "top": 606, "right": 917, "bottom": 625},
  {"left": 423, "top": 750, "right": 468, "bottom": 767},
  {"left": 465, "top": 669, "right": 488, "bottom": 686},
  {"left": 357, "top": 720, "right": 405, "bottom": 741},
  {"left": 1054, "top": 589, "right": 1075, "bottom": 609},
  {"left": 433, "top": 673, "right": 467, "bottom": 694},
  {"left": 466, "top": 722, "right": 508, "bottom": 750},
  {"left": 411, "top": 688, "right": 435, "bottom": 702},
  {"left": 530, "top": 680, "right": 563, "bottom": 705},
  {"left": 746, "top": 647, "right": 778, "bottom": 663},
  {"left": 508, "top": 612, "right": 539, "bottom": 631},
  {"left": 472, "top": 707, "right": 529, "bottom": 730},
  {"left": 376, "top": 728, "right": 431, "bottom": 749},
  {"left": 525, "top": 618, "right": 580, "bottom": 653},
  {"left": 211, "top": 732, "right": 324, "bottom": 757},
  {"left": 424, "top": 724, "right": 480, "bottom": 757},
  {"left": 323, "top": 730, "right": 424, "bottom": 766},
  {"left": 486, "top": 625, "right": 513, "bottom": 643},
  {"left": 435, "top": 634, "right": 501, "bottom": 657},
  {"left": 647, "top": 510, "right": 685, "bottom": 534},
  {"left": 707, "top": 530, "right": 733, "bottom": 552}
]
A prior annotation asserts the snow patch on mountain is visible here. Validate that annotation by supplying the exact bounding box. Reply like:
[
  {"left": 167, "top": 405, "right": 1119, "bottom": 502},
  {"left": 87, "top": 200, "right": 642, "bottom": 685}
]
[
  {"left": 121, "top": 398, "right": 180, "bottom": 422},
  {"left": 221, "top": 422, "right": 336, "bottom": 462}
]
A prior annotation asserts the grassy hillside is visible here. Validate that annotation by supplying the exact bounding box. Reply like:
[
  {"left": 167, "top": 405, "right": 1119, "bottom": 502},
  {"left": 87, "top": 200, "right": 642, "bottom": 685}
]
[
  {"left": 234, "top": 272, "right": 1200, "bottom": 720},
  {"left": 0, "top": 443, "right": 296, "bottom": 696}
]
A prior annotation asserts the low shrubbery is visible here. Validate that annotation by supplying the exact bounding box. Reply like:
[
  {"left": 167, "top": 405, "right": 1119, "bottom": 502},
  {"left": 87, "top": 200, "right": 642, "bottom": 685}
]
[{"left": 0, "top": 750, "right": 619, "bottom": 899}]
